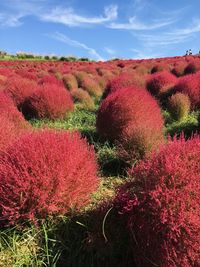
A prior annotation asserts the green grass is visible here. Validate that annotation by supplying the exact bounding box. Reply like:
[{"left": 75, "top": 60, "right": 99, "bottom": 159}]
[
  {"left": 164, "top": 110, "right": 199, "bottom": 138},
  {"left": 0, "top": 224, "right": 51, "bottom": 267},
  {"left": 30, "top": 108, "right": 97, "bottom": 131}
]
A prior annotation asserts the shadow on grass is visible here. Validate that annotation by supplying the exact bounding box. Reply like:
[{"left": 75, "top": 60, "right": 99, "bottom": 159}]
[
  {"left": 80, "top": 128, "right": 100, "bottom": 145},
  {"left": 48, "top": 207, "right": 136, "bottom": 267},
  {"left": 80, "top": 129, "right": 129, "bottom": 177},
  {"left": 99, "top": 157, "right": 129, "bottom": 177}
]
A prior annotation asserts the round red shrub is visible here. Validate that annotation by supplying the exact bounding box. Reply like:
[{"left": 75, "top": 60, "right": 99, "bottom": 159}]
[
  {"left": 96, "top": 68, "right": 115, "bottom": 83},
  {"left": 0, "top": 91, "right": 30, "bottom": 129},
  {"left": 168, "top": 93, "right": 190, "bottom": 121},
  {"left": 16, "top": 69, "right": 38, "bottom": 81},
  {"left": 96, "top": 86, "right": 164, "bottom": 161},
  {"left": 94, "top": 74, "right": 107, "bottom": 91},
  {"left": 63, "top": 73, "right": 78, "bottom": 91},
  {"left": 0, "top": 116, "right": 26, "bottom": 151},
  {"left": 71, "top": 88, "right": 95, "bottom": 110},
  {"left": 22, "top": 84, "right": 74, "bottom": 120},
  {"left": 134, "top": 65, "right": 150, "bottom": 75},
  {"left": 0, "top": 74, "right": 7, "bottom": 85},
  {"left": 171, "top": 62, "right": 187, "bottom": 77},
  {"left": 38, "top": 75, "right": 63, "bottom": 86},
  {"left": 0, "top": 68, "right": 13, "bottom": 77},
  {"left": 146, "top": 71, "right": 177, "bottom": 97},
  {"left": 151, "top": 63, "right": 171, "bottom": 73},
  {"left": 114, "top": 135, "right": 200, "bottom": 267},
  {"left": 0, "top": 130, "right": 99, "bottom": 225},
  {"left": 174, "top": 72, "right": 200, "bottom": 109},
  {"left": 184, "top": 60, "right": 200, "bottom": 74},
  {"left": 3, "top": 76, "right": 36, "bottom": 109},
  {"left": 103, "top": 72, "right": 145, "bottom": 99},
  {"left": 74, "top": 71, "right": 102, "bottom": 97}
]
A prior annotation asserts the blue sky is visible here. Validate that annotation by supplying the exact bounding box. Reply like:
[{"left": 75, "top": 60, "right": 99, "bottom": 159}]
[{"left": 0, "top": 0, "right": 200, "bottom": 60}]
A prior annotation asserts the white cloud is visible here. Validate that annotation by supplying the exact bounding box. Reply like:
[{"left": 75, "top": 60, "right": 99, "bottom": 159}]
[
  {"left": 133, "top": 19, "right": 200, "bottom": 47},
  {"left": 0, "top": 13, "right": 24, "bottom": 27},
  {"left": 0, "top": 2, "right": 117, "bottom": 28},
  {"left": 134, "top": 33, "right": 191, "bottom": 46},
  {"left": 130, "top": 19, "right": 200, "bottom": 59},
  {"left": 48, "top": 32, "right": 104, "bottom": 61},
  {"left": 40, "top": 5, "right": 118, "bottom": 26},
  {"left": 108, "top": 16, "right": 176, "bottom": 30},
  {"left": 0, "top": 0, "right": 45, "bottom": 27},
  {"left": 171, "top": 19, "right": 200, "bottom": 35}
]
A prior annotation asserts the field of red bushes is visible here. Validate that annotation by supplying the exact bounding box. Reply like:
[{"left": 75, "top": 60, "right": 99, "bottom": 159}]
[{"left": 0, "top": 55, "right": 200, "bottom": 267}]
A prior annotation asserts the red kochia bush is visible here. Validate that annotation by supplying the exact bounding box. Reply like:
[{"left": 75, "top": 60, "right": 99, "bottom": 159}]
[
  {"left": 22, "top": 84, "right": 74, "bottom": 120},
  {"left": 184, "top": 60, "right": 200, "bottom": 74},
  {"left": 3, "top": 76, "right": 36, "bottom": 109},
  {"left": 146, "top": 71, "right": 177, "bottom": 97},
  {"left": 174, "top": 72, "right": 200, "bottom": 109},
  {"left": 97, "top": 86, "right": 164, "bottom": 161},
  {"left": 0, "top": 74, "right": 7, "bottom": 86},
  {"left": 0, "top": 116, "right": 24, "bottom": 151},
  {"left": 151, "top": 63, "right": 171, "bottom": 73},
  {"left": 115, "top": 136, "right": 200, "bottom": 267},
  {"left": 103, "top": 72, "right": 145, "bottom": 99},
  {"left": 71, "top": 88, "right": 95, "bottom": 110},
  {"left": 38, "top": 75, "right": 63, "bottom": 86},
  {"left": 0, "top": 130, "right": 99, "bottom": 225},
  {"left": 74, "top": 71, "right": 102, "bottom": 97},
  {"left": 0, "top": 92, "right": 31, "bottom": 150},
  {"left": 171, "top": 62, "right": 187, "bottom": 77},
  {"left": 63, "top": 73, "right": 78, "bottom": 91},
  {"left": 0, "top": 91, "right": 30, "bottom": 129}
]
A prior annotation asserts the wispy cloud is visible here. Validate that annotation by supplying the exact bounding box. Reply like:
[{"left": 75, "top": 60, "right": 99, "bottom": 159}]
[
  {"left": 0, "top": 13, "right": 23, "bottom": 27},
  {"left": 108, "top": 16, "right": 176, "bottom": 30},
  {"left": 0, "top": 2, "right": 118, "bottom": 28},
  {"left": 133, "top": 19, "right": 200, "bottom": 47},
  {"left": 107, "top": 0, "right": 180, "bottom": 31},
  {"left": 104, "top": 47, "right": 116, "bottom": 55},
  {"left": 134, "top": 33, "right": 191, "bottom": 46},
  {"left": 48, "top": 32, "right": 104, "bottom": 61},
  {"left": 40, "top": 5, "right": 118, "bottom": 26},
  {"left": 172, "top": 19, "right": 200, "bottom": 35},
  {"left": 0, "top": 0, "right": 45, "bottom": 27}
]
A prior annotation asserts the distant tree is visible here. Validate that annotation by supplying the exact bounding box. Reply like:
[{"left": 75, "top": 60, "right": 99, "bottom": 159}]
[
  {"left": 25, "top": 54, "right": 34, "bottom": 59},
  {"left": 16, "top": 52, "right": 26, "bottom": 59},
  {"left": 44, "top": 55, "right": 50, "bottom": 60},
  {"left": 51, "top": 56, "right": 58, "bottom": 60},
  {"left": 79, "top": 57, "right": 90, "bottom": 62},
  {"left": 67, "top": 56, "right": 77, "bottom": 62},
  {"left": 59, "top": 56, "right": 67, "bottom": 61},
  {"left": 109, "top": 58, "right": 120, "bottom": 61},
  {"left": 0, "top": 50, "right": 7, "bottom": 57}
]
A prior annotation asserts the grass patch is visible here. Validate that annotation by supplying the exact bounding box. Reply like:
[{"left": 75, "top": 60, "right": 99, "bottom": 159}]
[
  {"left": 165, "top": 111, "right": 199, "bottom": 138},
  {"left": 30, "top": 107, "right": 97, "bottom": 132}
]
